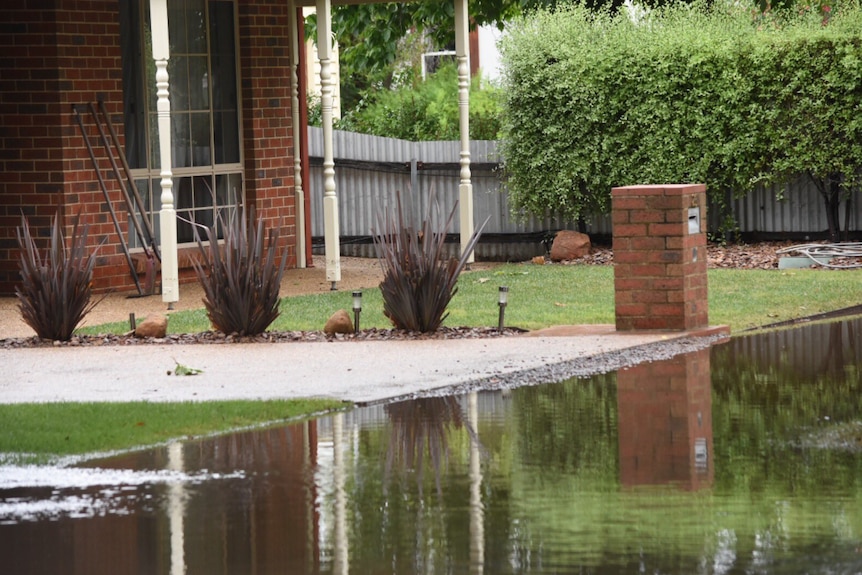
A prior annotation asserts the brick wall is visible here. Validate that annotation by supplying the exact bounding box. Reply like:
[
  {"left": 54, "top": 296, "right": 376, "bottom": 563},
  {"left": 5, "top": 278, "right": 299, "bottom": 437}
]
[
  {"left": 617, "top": 347, "right": 714, "bottom": 490},
  {"left": 0, "top": 1, "right": 136, "bottom": 294},
  {"left": 238, "top": 1, "right": 297, "bottom": 269},
  {"left": 612, "top": 184, "right": 708, "bottom": 331}
]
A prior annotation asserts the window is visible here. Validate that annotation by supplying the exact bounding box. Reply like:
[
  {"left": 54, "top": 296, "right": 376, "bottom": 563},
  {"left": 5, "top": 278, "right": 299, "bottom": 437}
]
[{"left": 121, "top": 0, "right": 242, "bottom": 248}]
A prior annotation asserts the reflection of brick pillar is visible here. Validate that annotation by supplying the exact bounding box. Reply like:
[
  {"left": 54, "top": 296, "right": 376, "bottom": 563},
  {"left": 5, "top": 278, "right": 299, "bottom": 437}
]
[
  {"left": 612, "top": 184, "right": 708, "bottom": 331},
  {"left": 617, "top": 348, "right": 714, "bottom": 490}
]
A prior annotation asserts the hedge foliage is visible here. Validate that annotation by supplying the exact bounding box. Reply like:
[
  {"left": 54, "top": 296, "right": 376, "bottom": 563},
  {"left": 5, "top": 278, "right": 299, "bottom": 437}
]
[{"left": 498, "top": 2, "right": 862, "bottom": 224}]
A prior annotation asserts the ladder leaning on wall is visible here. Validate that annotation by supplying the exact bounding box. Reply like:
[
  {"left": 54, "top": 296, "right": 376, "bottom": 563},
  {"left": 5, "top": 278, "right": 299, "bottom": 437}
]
[{"left": 72, "top": 99, "right": 161, "bottom": 297}]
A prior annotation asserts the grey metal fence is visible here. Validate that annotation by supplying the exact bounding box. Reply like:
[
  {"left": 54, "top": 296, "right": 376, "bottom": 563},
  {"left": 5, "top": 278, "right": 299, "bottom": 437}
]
[{"left": 308, "top": 128, "right": 859, "bottom": 261}]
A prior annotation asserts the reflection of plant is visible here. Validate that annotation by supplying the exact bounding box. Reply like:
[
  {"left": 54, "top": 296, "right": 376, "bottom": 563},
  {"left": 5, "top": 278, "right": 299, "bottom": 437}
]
[
  {"left": 385, "top": 396, "right": 479, "bottom": 497},
  {"left": 372, "top": 189, "right": 488, "bottom": 332},
  {"left": 192, "top": 207, "right": 288, "bottom": 336},
  {"left": 16, "top": 212, "right": 103, "bottom": 341}
]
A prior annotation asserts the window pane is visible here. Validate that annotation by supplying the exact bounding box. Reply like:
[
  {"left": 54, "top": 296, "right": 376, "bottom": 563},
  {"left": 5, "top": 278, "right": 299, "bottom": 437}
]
[
  {"left": 216, "top": 172, "right": 241, "bottom": 206},
  {"left": 185, "top": 0, "right": 207, "bottom": 54},
  {"left": 210, "top": 1, "right": 237, "bottom": 112},
  {"left": 214, "top": 110, "right": 239, "bottom": 164},
  {"left": 168, "top": 0, "right": 187, "bottom": 54},
  {"left": 172, "top": 112, "right": 191, "bottom": 168},
  {"left": 168, "top": 56, "right": 190, "bottom": 112},
  {"left": 188, "top": 56, "right": 209, "bottom": 110},
  {"left": 149, "top": 112, "right": 161, "bottom": 170},
  {"left": 175, "top": 176, "right": 195, "bottom": 243},
  {"left": 210, "top": 1, "right": 239, "bottom": 165},
  {"left": 190, "top": 112, "right": 212, "bottom": 166},
  {"left": 193, "top": 175, "right": 214, "bottom": 210},
  {"left": 119, "top": 0, "right": 147, "bottom": 169}
]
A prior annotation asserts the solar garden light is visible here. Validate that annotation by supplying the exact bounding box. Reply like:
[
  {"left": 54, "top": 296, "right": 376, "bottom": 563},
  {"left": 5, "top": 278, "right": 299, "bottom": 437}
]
[
  {"left": 498, "top": 286, "right": 509, "bottom": 331},
  {"left": 352, "top": 291, "right": 362, "bottom": 334}
]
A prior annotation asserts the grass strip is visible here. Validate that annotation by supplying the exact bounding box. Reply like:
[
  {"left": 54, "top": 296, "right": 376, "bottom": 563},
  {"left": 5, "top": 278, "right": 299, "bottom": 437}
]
[
  {"left": 0, "top": 399, "right": 346, "bottom": 464},
  {"left": 79, "top": 265, "right": 862, "bottom": 335}
]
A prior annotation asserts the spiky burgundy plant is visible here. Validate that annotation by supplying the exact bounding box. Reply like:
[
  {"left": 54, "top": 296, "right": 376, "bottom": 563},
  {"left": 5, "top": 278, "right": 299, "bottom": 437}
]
[
  {"left": 191, "top": 207, "right": 289, "bottom": 336},
  {"left": 372, "top": 189, "right": 488, "bottom": 333},
  {"left": 16, "top": 212, "right": 103, "bottom": 341}
]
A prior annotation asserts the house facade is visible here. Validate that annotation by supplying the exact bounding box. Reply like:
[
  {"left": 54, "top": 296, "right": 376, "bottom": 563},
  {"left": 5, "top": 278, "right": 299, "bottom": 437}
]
[{"left": 0, "top": 0, "right": 309, "bottom": 296}]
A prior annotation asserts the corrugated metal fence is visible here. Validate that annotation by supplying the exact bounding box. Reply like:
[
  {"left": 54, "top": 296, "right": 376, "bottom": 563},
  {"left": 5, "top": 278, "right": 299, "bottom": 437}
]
[{"left": 308, "top": 128, "right": 859, "bottom": 261}]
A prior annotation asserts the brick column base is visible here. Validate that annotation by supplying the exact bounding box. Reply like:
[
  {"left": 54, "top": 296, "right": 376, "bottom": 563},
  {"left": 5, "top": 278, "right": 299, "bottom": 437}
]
[{"left": 612, "top": 184, "right": 708, "bottom": 331}]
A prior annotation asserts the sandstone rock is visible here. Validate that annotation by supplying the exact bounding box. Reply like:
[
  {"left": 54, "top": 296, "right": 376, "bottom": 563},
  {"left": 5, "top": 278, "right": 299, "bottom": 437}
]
[
  {"left": 550, "top": 230, "right": 591, "bottom": 262},
  {"left": 135, "top": 313, "right": 168, "bottom": 338},
  {"left": 324, "top": 309, "right": 354, "bottom": 335}
]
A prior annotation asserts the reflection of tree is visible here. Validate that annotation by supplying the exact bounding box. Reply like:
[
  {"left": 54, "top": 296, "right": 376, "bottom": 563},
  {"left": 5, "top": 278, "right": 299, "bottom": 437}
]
[
  {"left": 384, "top": 396, "right": 481, "bottom": 498},
  {"left": 514, "top": 373, "right": 619, "bottom": 480},
  {"left": 819, "top": 319, "right": 857, "bottom": 382},
  {"left": 710, "top": 319, "right": 862, "bottom": 496}
]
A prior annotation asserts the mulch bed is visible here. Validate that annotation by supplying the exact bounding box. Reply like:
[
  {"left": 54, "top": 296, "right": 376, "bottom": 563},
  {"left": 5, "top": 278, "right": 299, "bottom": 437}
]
[{"left": 0, "top": 326, "right": 527, "bottom": 349}]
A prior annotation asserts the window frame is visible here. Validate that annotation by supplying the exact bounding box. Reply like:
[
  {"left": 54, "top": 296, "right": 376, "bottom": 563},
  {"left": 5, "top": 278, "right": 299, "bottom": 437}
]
[{"left": 122, "top": 0, "right": 244, "bottom": 250}]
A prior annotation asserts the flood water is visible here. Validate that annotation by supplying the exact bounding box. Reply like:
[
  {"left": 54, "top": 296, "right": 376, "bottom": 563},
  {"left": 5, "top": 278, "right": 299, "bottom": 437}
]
[{"left": 3, "top": 318, "right": 862, "bottom": 574}]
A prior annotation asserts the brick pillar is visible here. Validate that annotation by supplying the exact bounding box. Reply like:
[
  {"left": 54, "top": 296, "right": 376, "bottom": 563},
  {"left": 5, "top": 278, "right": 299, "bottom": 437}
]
[
  {"left": 612, "top": 184, "right": 708, "bottom": 331},
  {"left": 617, "top": 348, "right": 714, "bottom": 491}
]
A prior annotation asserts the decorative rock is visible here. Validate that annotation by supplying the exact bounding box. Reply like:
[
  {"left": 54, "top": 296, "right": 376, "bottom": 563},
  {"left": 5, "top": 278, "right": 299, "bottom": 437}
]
[
  {"left": 135, "top": 313, "right": 168, "bottom": 338},
  {"left": 532, "top": 255, "right": 546, "bottom": 265},
  {"left": 324, "top": 309, "right": 354, "bottom": 335},
  {"left": 550, "top": 230, "right": 591, "bottom": 262}
]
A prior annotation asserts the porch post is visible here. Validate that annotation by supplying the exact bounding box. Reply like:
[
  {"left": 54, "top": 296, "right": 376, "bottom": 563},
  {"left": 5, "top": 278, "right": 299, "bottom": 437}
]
[
  {"left": 317, "top": 0, "right": 341, "bottom": 288},
  {"left": 150, "top": 0, "right": 179, "bottom": 307},
  {"left": 289, "top": 0, "right": 307, "bottom": 268},
  {"left": 454, "top": 0, "right": 474, "bottom": 263}
]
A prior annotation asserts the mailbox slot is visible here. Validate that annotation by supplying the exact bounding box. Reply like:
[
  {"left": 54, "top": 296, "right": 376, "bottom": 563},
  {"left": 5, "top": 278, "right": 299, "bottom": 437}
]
[{"left": 688, "top": 207, "right": 700, "bottom": 234}]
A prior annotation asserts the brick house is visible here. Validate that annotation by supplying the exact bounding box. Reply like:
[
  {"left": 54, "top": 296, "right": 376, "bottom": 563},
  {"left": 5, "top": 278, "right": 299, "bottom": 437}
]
[{"left": 0, "top": 0, "right": 313, "bottom": 297}]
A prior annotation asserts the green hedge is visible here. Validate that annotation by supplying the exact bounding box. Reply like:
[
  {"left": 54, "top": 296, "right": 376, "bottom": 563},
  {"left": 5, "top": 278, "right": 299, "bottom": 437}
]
[{"left": 499, "top": 2, "right": 862, "bottom": 225}]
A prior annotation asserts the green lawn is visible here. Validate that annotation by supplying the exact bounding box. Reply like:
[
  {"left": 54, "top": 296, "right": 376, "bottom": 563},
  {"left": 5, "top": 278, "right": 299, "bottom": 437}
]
[
  {"left": 80, "top": 264, "right": 862, "bottom": 335},
  {"left": 0, "top": 399, "right": 347, "bottom": 465}
]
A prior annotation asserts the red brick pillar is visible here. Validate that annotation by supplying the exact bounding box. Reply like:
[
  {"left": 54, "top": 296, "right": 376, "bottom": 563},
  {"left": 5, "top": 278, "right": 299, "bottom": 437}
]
[
  {"left": 617, "top": 348, "right": 714, "bottom": 490},
  {"left": 612, "top": 184, "right": 708, "bottom": 331}
]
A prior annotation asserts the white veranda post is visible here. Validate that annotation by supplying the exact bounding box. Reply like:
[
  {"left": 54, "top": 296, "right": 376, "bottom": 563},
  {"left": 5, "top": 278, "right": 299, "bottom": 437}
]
[
  {"left": 317, "top": 0, "right": 341, "bottom": 288},
  {"left": 150, "top": 0, "right": 179, "bottom": 307},
  {"left": 289, "top": 0, "right": 307, "bottom": 268},
  {"left": 454, "top": 0, "right": 474, "bottom": 263}
]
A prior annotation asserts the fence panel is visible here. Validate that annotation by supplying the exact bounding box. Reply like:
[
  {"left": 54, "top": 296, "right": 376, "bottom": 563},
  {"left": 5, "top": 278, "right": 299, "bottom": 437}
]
[{"left": 308, "top": 128, "right": 857, "bottom": 261}]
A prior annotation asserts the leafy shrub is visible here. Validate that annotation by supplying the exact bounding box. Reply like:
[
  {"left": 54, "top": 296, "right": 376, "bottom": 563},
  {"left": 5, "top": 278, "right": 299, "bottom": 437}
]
[
  {"left": 499, "top": 2, "right": 862, "bottom": 236},
  {"left": 372, "top": 189, "right": 488, "bottom": 333},
  {"left": 16, "top": 212, "right": 103, "bottom": 341},
  {"left": 318, "top": 63, "right": 504, "bottom": 141},
  {"left": 192, "top": 208, "right": 289, "bottom": 336}
]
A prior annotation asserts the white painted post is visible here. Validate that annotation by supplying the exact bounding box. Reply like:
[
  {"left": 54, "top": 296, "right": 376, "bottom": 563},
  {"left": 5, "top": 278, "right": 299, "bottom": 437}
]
[
  {"left": 317, "top": 0, "right": 341, "bottom": 288},
  {"left": 454, "top": 0, "right": 474, "bottom": 264},
  {"left": 333, "top": 412, "right": 347, "bottom": 575},
  {"left": 289, "top": 0, "right": 307, "bottom": 268},
  {"left": 166, "top": 442, "right": 186, "bottom": 575},
  {"left": 150, "top": 0, "right": 179, "bottom": 307},
  {"left": 469, "top": 392, "right": 485, "bottom": 573}
]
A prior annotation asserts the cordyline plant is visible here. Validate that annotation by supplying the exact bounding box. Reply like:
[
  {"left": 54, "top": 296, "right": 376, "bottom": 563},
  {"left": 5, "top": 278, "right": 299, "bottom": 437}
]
[
  {"left": 16, "top": 212, "right": 103, "bottom": 341},
  {"left": 192, "top": 207, "right": 289, "bottom": 336},
  {"left": 372, "top": 189, "right": 488, "bottom": 333}
]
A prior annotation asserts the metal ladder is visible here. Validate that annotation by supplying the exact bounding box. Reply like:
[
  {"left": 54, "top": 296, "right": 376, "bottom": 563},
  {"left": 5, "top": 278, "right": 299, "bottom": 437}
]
[{"left": 72, "top": 100, "right": 161, "bottom": 296}]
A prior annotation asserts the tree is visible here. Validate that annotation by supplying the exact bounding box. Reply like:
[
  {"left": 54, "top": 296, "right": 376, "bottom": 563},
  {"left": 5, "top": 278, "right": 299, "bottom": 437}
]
[{"left": 305, "top": 1, "right": 524, "bottom": 112}]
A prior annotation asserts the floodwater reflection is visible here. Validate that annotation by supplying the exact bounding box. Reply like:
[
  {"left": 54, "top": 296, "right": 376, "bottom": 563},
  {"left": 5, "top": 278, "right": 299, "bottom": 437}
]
[{"left": 3, "top": 318, "right": 862, "bottom": 574}]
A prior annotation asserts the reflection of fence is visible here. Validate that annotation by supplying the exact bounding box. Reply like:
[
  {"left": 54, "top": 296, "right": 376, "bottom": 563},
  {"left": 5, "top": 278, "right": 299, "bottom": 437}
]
[
  {"left": 307, "top": 128, "right": 861, "bottom": 261},
  {"left": 715, "top": 318, "right": 862, "bottom": 380}
]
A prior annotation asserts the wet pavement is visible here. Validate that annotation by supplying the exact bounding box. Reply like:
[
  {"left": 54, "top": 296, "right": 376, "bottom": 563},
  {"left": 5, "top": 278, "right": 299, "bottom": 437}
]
[{"left": 0, "top": 325, "right": 729, "bottom": 405}]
